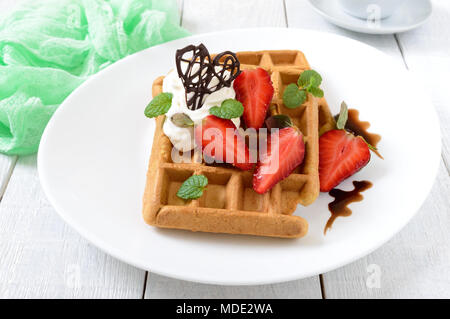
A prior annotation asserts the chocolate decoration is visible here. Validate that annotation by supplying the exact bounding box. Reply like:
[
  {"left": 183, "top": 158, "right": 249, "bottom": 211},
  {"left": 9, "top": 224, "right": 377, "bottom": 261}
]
[{"left": 175, "top": 44, "right": 240, "bottom": 110}]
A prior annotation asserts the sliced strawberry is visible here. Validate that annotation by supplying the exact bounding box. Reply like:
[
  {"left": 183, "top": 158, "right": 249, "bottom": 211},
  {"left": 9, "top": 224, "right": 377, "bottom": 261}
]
[
  {"left": 253, "top": 126, "right": 305, "bottom": 194},
  {"left": 195, "top": 115, "right": 254, "bottom": 170},
  {"left": 233, "top": 68, "right": 274, "bottom": 129},
  {"left": 319, "top": 130, "right": 370, "bottom": 192}
]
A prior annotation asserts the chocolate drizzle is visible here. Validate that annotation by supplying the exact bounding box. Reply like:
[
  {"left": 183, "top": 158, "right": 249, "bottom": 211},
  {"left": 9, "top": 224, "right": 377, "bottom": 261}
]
[
  {"left": 325, "top": 180, "right": 373, "bottom": 234},
  {"left": 334, "top": 108, "right": 383, "bottom": 159},
  {"left": 175, "top": 44, "right": 240, "bottom": 110}
]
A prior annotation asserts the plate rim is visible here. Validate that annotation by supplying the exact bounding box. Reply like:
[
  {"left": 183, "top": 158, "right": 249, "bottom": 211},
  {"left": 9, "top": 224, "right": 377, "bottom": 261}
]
[
  {"left": 37, "top": 27, "right": 441, "bottom": 285},
  {"left": 308, "top": 0, "right": 433, "bottom": 35}
]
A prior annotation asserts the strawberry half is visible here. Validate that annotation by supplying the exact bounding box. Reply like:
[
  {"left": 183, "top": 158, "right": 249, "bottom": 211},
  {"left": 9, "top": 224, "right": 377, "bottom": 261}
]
[
  {"left": 195, "top": 115, "right": 254, "bottom": 171},
  {"left": 253, "top": 126, "right": 305, "bottom": 194},
  {"left": 319, "top": 103, "right": 371, "bottom": 192},
  {"left": 233, "top": 68, "right": 274, "bottom": 129}
]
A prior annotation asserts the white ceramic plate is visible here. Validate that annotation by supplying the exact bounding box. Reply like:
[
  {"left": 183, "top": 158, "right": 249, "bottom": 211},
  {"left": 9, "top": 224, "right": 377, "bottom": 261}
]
[
  {"left": 38, "top": 28, "right": 440, "bottom": 285},
  {"left": 309, "top": 0, "right": 432, "bottom": 34}
]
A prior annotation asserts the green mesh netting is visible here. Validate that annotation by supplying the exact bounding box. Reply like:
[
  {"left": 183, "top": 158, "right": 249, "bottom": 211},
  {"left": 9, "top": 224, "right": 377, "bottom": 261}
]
[{"left": 0, "top": 0, "right": 189, "bottom": 155}]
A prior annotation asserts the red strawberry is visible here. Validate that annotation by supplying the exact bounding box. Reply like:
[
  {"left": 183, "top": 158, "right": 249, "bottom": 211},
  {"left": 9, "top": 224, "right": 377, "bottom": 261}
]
[
  {"left": 233, "top": 68, "right": 274, "bottom": 129},
  {"left": 319, "top": 130, "right": 370, "bottom": 192},
  {"left": 253, "top": 126, "right": 305, "bottom": 194},
  {"left": 195, "top": 115, "right": 254, "bottom": 171}
]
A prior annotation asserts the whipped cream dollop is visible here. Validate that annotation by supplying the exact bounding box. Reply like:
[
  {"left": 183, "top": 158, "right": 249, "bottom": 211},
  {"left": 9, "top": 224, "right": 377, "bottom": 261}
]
[{"left": 162, "top": 66, "right": 239, "bottom": 152}]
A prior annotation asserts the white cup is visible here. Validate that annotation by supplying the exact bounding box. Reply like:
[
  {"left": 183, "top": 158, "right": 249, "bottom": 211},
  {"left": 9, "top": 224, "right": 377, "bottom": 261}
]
[{"left": 338, "top": 0, "right": 407, "bottom": 20}]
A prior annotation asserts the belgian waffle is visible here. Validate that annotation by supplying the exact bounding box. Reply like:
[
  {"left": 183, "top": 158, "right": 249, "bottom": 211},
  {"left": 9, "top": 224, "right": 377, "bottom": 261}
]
[{"left": 142, "top": 50, "right": 335, "bottom": 238}]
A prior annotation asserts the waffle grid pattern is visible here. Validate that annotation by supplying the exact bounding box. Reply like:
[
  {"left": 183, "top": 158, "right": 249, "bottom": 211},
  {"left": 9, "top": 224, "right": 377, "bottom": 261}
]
[{"left": 142, "top": 50, "right": 335, "bottom": 238}]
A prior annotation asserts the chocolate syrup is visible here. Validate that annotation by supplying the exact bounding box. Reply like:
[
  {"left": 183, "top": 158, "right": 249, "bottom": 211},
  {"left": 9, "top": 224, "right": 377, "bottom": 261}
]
[
  {"left": 335, "top": 108, "right": 383, "bottom": 159},
  {"left": 175, "top": 44, "right": 240, "bottom": 110},
  {"left": 324, "top": 180, "right": 373, "bottom": 234}
]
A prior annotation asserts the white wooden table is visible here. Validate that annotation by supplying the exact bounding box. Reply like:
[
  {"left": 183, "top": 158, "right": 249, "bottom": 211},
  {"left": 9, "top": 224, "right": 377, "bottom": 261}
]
[{"left": 0, "top": 0, "right": 449, "bottom": 299}]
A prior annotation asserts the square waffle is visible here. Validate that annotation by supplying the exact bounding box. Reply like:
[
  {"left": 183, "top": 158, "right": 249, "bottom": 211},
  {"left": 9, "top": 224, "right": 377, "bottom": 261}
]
[{"left": 142, "top": 50, "right": 335, "bottom": 238}]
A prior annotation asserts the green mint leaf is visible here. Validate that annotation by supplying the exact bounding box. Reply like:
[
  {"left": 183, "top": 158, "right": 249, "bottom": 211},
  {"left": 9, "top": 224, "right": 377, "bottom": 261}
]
[
  {"left": 298, "top": 70, "right": 322, "bottom": 89},
  {"left": 171, "top": 113, "right": 194, "bottom": 128},
  {"left": 176, "top": 175, "right": 208, "bottom": 200},
  {"left": 308, "top": 86, "right": 324, "bottom": 98},
  {"left": 336, "top": 101, "right": 349, "bottom": 130},
  {"left": 283, "top": 84, "right": 307, "bottom": 108},
  {"left": 265, "top": 115, "right": 293, "bottom": 130},
  {"left": 144, "top": 92, "right": 173, "bottom": 118},
  {"left": 209, "top": 99, "right": 244, "bottom": 119}
]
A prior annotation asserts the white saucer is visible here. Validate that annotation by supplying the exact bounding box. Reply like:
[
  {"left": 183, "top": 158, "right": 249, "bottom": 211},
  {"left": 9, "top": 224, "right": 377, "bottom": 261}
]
[{"left": 309, "top": 0, "right": 432, "bottom": 34}]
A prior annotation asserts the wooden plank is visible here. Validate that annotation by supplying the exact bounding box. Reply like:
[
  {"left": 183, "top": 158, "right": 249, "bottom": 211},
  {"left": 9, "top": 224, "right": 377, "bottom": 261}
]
[
  {"left": 395, "top": 0, "right": 450, "bottom": 170},
  {"left": 0, "top": 155, "right": 146, "bottom": 298},
  {"left": 321, "top": 162, "right": 450, "bottom": 298},
  {"left": 145, "top": 273, "right": 322, "bottom": 299},
  {"left": 0, "top": 0, "right": 17, "bottom": 12},
  {"left": 182, "top": 0, "right": 286, "bottom": 33},
  {"left": 177, "top": 0, "right": 184, "bottom": 24},
  {"left": 144, "top": 0, "right": 323, "bottom": 298},
  {"left": 0, "top": 155, "right": 16, "bottom": 200}
]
